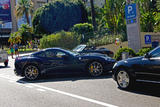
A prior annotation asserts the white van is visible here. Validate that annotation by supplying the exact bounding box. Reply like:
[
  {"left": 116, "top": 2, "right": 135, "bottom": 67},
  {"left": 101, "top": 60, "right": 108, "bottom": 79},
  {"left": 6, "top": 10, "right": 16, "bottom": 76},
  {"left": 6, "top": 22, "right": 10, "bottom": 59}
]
[{"left": 0, "top": 50, "right": 8, "bottom": 67}]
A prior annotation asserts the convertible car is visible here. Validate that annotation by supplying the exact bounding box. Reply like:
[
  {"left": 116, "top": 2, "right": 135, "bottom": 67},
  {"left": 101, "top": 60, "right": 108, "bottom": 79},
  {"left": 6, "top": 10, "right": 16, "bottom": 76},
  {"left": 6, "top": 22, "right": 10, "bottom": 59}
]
[
  {"left": 72, "top": 44, "right": 114, "bottom": 57},
  {"left": 14, "top": 48, "right": 116, "bottom": 80},
  {"left": 112, "top": 46, "right": 160, "bottom": 90}
]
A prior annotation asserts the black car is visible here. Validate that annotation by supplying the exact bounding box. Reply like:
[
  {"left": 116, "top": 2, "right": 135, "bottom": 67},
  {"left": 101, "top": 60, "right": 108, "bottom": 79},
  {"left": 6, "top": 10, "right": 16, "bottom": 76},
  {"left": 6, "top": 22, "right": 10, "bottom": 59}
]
[
  {"left": 112, "top": 46, "right": 160, "bottom": 90},
  {"left": 14, "top": 48, "right": 116, "bottom": 80},
  {"left": 72, "top": 44, "right": 114, "bottom": 57}
]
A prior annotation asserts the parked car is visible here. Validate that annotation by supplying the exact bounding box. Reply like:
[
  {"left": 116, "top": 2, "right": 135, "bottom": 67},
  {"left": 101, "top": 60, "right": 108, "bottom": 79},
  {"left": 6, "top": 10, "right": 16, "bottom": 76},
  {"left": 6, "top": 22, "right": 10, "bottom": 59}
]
[
  {"left": 112, "top": 46, "right": 160, "bottom": 90},
  {"left": 14, "top": 48, "right": 116, "bottom": 80},
  {"left": 0, "top": 50, "right": 8, "bottom": 67},
  {"left": 72, "top": 44, "right": 114, "bottom": 57}
]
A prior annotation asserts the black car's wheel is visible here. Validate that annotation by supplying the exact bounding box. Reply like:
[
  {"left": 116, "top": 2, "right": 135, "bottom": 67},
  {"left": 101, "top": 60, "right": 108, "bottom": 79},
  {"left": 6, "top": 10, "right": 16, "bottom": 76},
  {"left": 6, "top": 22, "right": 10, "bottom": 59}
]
[
  {"left": 24, "top": 65, "right": 40, "bottom": 80},
  {"left": 116, "top": 69, "right": 135, "bottom": 90},
  {"left": 4, "top": 62, "right": 8, "bottom": 67},
  {"left": 88, "top": 61, "right": 103, "bottom": 77}
]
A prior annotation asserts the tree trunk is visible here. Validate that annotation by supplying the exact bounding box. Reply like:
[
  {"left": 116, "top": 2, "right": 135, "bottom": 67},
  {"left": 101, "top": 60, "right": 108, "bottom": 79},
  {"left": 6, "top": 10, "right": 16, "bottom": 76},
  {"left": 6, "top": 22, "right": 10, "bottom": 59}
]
[
  {"left": 90, "top": 0, "right": 97, "bottom": 31},
  {"left": 25, "top": 12, "right": 30, "bottom": 25}
]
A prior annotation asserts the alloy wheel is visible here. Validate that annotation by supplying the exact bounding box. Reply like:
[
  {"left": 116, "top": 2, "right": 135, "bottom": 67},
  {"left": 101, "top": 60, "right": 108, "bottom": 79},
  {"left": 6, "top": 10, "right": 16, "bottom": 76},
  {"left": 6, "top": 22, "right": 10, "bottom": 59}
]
[
  {"left": 24, "top": 65, "right": 39, "bottom": 80},
  {"left": 89, "top": 61, "right": 103, "bottom": 76},
  {"left": 117, "top": 70, "right": 130, "bottom": 88}
]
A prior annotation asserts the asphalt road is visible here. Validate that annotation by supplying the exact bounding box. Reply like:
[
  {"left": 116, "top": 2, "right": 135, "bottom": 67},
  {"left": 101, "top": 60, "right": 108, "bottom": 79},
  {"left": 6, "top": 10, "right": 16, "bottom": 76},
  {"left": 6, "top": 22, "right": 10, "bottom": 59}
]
[{"left": 0, "top": 54, "right": 160, "bottom": 107}]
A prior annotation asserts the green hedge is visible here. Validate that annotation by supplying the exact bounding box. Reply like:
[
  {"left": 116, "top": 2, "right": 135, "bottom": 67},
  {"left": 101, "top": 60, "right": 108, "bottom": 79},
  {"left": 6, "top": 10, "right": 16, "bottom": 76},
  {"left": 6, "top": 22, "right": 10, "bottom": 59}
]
[
  {"left": 72, "top": 23, "right": 94, "bottom": 43},
  {"left": 114, "top": 48, "right": 137, "bottom": 61},
  {"left": 40, "top": 31, "right": 80, "bottom": 49},
  {"left": 87, "top": 34, "right": 123, "bottom": 47},
  {"left": 136, "top": 48, "right": 153, "bottom": 56}
]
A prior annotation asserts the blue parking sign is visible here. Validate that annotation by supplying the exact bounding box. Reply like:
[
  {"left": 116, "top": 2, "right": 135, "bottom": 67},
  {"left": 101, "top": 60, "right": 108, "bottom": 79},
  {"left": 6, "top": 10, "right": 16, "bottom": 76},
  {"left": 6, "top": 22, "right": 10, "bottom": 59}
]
[
  {"left": 145, "top": 35, "right": 151, "bottom": 44},
  {"left": 125, "top": 3, "right": 137, "bottom": 20}
]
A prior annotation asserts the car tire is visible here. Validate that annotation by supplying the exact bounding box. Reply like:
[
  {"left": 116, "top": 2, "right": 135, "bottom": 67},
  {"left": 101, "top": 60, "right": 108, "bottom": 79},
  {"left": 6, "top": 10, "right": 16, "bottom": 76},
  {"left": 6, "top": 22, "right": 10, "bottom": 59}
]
[
  {"left": 4, "top": 62, "right": 8, "bottom": 67},
  {"left": 24, "top": 65, "right": 40, "bottom": 80},
  {"left": 116, "top": 69, "right": 135, "bottom": 90},
  {"left": 88, "top": 61, "right": 103, "bottom": 77}
]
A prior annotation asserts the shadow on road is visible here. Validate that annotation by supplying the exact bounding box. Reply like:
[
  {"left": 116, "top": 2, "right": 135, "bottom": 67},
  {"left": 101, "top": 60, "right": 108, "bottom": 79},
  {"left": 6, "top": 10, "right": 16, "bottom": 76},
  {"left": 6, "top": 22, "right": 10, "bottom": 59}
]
[
  {"left": 17, "top": 72, "right": 112, "bottom": 83},
  {"left": 120, "top": 82, "right": 160, "bottom": 97},
  {"left": 0, "top": 65, "right": 10, "bottom": 69}
]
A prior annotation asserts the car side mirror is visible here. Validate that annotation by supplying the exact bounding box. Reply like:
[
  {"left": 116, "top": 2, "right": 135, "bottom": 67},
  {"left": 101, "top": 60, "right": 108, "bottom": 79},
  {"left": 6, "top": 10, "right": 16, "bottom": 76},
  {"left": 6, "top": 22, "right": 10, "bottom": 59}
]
[{"left": 145, "top": 53, "right": 151, "bottom": 58}]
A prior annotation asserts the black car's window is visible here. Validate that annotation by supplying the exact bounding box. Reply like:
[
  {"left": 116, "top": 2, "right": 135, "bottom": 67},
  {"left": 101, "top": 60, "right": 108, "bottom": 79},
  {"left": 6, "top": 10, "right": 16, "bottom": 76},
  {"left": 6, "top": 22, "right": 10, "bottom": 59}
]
[
  {"left": 55, "top": 51, "right": 66, "bottom": 58},
  {"left": 149, "top": 47, "right": 160, "bottom": 57},
  {"left": 45, "top": 50, "right": 56, "bottom": 58},
  {"left": 32, "top": 51, "right": 46, "bottom": 57},
  {"left": 36, "top": 52, "right": 46, "bottom": 57}
]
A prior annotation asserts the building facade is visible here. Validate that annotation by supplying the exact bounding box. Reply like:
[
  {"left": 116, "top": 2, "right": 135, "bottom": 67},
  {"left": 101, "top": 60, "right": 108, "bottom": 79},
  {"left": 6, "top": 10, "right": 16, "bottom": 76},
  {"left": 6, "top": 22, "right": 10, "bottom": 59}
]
[{"left": 0, "top": 0, "right": 50, "bottom": 46}]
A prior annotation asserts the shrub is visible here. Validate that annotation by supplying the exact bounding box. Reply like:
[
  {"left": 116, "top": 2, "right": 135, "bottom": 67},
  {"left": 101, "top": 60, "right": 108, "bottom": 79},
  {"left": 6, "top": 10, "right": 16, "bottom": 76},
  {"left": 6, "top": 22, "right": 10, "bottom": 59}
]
[
  {"left": 87, "top": 34, "right": 123, "bottom": 47},
  {"left": 114, "top": 48, "right": 136, "bottom": 61},
  {"left": 136, "top": 48, "right": 153, "bottom": 56},
  {"left": 32, "top": 0, "right": 88, "bottom": 34},
  {"left": 18, "top": 24, "right": 33, "bottom": 45},
  {"left": 40, "top": 31, "right": 80, "bottom": 49},
  {"left": 72, "top": 23, "right": 94, "bottom": 43}
]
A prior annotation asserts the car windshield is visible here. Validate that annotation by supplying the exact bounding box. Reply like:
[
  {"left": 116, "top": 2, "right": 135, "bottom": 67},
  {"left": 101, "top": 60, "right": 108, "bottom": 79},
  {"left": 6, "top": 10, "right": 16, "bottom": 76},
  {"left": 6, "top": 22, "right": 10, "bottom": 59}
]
[
  {"left": 72, "top": 45, "right": 86, "bottom": 52},
  {"left": 149, "top": 46, "right": 160, "bottom": 57}
]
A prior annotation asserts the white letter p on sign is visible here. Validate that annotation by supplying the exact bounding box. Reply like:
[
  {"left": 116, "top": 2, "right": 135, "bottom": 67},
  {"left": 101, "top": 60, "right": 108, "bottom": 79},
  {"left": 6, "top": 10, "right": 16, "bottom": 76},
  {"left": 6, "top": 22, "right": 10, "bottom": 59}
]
[{"left": 128, "top": 6, "right": 133, "bottom": 14}]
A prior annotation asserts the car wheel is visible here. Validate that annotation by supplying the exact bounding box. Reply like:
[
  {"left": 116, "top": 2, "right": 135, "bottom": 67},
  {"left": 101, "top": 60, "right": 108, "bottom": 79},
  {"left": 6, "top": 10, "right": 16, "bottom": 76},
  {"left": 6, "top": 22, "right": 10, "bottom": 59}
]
[
  {"left": 116, "top": 70, "right": 135, "bottom": 90},
  {"left": 24, "top": 65, "right": 40, "bottom": 80},
  {"left": 88, "top": 61, "right": 103, "bottom": 77},
  {"left": 4, "top": 62, "right": 8, "bottom": 67}
]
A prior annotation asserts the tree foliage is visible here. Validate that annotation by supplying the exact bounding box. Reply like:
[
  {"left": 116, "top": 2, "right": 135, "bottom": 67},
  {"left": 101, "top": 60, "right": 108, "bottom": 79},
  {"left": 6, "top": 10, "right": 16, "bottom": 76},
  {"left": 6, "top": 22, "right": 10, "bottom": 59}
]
[
  {"left": 32, "top": 0, "right": 88, "bottom": 34},
  {"left": 72, "top": 23, "right": 94, "bottom": 43},
  {"left": 18, "top": 24, "right": 33, "bottom": 45},
  {"left": 8, "top": 32, "right": 22, "bottom": 44},
  {"left": 15, "top": 0, "right": 33, "bottom": 24}
]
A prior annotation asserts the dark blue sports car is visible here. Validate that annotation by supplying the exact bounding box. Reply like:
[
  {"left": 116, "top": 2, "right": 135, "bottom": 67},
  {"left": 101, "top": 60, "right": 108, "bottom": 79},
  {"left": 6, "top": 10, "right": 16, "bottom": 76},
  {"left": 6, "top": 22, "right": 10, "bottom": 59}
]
[{"left": 14, "top": 48, "right": 116, "bottom": 80}]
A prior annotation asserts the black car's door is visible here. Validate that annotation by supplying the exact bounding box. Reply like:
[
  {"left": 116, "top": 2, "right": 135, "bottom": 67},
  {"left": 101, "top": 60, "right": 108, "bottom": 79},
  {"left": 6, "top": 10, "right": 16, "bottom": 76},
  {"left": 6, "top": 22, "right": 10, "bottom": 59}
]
[
  {"left": 136, "top": 47, "right": 160, "bottom": 80},
  {"left": 44, "top": 49, "right": 78, "bottom": 74}
]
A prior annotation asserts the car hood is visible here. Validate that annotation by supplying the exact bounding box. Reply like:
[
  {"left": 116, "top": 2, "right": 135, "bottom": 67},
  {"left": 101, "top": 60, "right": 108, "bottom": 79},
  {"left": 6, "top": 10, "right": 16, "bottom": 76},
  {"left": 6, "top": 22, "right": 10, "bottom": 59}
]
[{"left": 122, "top": 56, "right": 144, "bottom": 63}]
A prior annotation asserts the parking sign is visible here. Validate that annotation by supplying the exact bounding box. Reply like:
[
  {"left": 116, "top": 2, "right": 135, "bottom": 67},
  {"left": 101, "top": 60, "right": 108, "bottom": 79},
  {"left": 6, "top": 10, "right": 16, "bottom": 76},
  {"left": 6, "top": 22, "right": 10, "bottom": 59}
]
[
  {"left": 125, "top": 3, "right": 137, "bottom": 20},
  {"left": 145, "top": 35, "right": 151, "bottom": 44}
]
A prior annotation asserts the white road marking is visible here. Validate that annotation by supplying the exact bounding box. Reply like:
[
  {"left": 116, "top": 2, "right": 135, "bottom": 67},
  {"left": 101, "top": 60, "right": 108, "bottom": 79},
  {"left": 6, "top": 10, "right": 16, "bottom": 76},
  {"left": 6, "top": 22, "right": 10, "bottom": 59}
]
[
  {"left": 25, "top": 85, "right": 33, "bottom": 88},
  {"left": 0, "top": 74, "right": 118, "bottom": 107},
  {"left": 9, "top": 80, "right": 15, "bottom": 83},
  {"left": 37, "top": 89, "right": 46, "bottom": 92}
]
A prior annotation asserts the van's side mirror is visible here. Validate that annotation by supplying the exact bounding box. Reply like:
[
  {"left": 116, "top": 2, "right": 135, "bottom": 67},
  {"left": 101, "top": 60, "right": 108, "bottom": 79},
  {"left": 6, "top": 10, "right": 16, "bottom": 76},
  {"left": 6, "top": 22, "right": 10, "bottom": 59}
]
[{"left": 145, "top": 53, "right": 151, "bottom": 58}]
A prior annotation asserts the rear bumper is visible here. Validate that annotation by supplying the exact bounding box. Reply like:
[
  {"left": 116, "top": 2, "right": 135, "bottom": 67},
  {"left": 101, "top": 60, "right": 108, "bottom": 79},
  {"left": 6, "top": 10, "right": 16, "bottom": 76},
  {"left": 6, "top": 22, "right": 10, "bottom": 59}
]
[
  {"left": 14, "top": 62, "right": 24, "bottom": 76},
  {"left": 14, "top": 68, "right": 23, "bottom": 76}
]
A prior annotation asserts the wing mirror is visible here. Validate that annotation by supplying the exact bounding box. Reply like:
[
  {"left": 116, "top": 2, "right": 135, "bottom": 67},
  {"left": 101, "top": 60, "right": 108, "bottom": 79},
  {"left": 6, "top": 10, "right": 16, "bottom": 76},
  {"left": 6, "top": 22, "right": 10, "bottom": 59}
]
[{"left": 145, "top": 53, "right": 151, "bottom": 58}]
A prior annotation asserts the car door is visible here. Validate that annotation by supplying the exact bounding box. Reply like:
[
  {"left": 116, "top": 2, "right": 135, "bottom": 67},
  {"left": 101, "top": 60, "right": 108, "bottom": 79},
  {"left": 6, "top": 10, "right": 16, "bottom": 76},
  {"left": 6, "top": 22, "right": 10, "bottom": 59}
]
[
  {"left": 136, "top": 47, "right": 160, "bottom": 80},
  {"left": 45, "top": 49, "right": 78, "bottom": 74}
]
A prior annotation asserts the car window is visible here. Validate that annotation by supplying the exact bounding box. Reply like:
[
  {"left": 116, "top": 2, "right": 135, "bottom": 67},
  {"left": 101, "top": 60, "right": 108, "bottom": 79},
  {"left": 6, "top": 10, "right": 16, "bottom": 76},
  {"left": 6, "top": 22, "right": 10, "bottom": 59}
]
[
  {"left": 45, "top": 50, "right": 56, "bottom": 58},
  {"left": 36, "top": 52, "right": 46, "bottom": 57},
  {"left": 55, "top": 51, "right": 66, "bottom": 58},
  {"left": 149, "top": 47, "right": 160, "bottom": 57},
  {"left": 32, "top": 51, "right": 46, "bottom": 57}
]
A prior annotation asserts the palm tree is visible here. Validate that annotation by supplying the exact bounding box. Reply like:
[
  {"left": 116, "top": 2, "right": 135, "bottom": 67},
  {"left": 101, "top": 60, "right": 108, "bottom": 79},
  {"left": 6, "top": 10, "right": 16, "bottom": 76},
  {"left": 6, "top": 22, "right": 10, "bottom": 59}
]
[
  {"left": 15, "top": 0, "right": 34, "bottom": 24},
  {"left": 90, "top": 0, "right": 97, "bottom": 31}
]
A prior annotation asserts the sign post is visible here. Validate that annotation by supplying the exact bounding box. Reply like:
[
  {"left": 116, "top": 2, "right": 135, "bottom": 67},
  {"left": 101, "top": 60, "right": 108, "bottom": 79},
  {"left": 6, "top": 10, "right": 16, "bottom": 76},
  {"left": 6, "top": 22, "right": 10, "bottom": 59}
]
[{"left": 125, "top": 1, "right": 141, "bottom": 52}]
